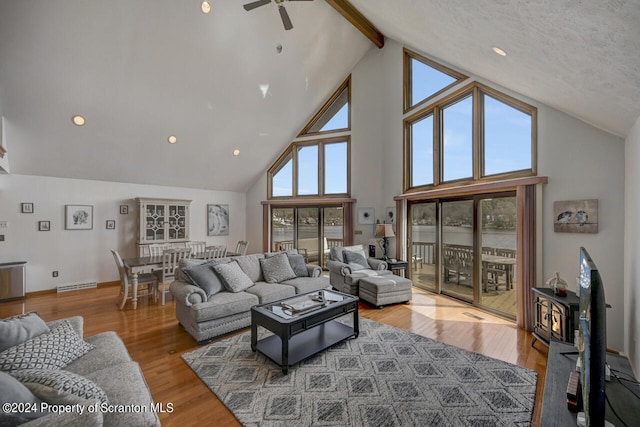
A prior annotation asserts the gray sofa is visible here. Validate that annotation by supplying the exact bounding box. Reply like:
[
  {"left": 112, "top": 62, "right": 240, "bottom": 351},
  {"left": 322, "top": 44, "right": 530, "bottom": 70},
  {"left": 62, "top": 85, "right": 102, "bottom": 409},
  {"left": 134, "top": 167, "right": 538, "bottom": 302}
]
[
  {"left": 0, "top": 314, "right": 159, "bottom": 427},
  {"left": 170, "top": 251, "right": 330, "bottom": 343},
  {"left": 327, "top": 244, "right": 391, "bottom": 295}
]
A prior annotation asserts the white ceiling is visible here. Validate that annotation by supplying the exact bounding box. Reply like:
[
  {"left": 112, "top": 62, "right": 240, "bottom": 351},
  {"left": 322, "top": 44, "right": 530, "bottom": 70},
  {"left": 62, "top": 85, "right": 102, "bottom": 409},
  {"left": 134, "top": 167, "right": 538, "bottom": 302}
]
[{"left": 1, "top": 0, "right": 639, "bottom": 192}]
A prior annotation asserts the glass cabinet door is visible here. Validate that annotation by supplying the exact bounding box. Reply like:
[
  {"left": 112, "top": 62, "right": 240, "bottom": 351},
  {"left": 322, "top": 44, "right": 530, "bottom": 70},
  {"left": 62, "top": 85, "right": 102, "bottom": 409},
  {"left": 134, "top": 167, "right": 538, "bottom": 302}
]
[
  {"left": 168, "top": 204, "right": 187, "bottom": 240},
  {"left": 145, "top": 203, "right": 166, "bottom": 241}
]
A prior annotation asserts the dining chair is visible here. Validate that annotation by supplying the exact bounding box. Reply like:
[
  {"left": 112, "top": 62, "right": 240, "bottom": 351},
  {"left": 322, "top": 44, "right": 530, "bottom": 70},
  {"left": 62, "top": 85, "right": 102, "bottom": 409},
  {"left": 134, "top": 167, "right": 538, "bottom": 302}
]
[
  {"left": 203, "top": 245, "right": 227, "bottom": 260},
  {"left": 154, "top": 248, "right": 192, "bottom": 305},
  {"left": 234, "top": 240, "right": 249, "bottom": 256},
  {"left": 186, "top": 241, "right": 206, "bottom": 256},
  {"left": 147, "top": 243, "right": 170, "bottom": 257},
  {"left": 110, "top": 249, "right": 158, "bottom": 309}
]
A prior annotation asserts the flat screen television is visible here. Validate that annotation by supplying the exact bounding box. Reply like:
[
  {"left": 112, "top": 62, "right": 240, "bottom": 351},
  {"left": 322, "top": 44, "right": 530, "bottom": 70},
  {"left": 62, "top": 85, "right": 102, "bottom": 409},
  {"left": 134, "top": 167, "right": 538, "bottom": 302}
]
[{"left": 578, "top": 247, "right": 607, "bottom": 426}]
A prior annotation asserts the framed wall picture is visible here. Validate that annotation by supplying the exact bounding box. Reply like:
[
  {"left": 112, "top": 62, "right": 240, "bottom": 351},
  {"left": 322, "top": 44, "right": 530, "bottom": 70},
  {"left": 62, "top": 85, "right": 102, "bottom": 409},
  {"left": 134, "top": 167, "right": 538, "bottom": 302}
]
[
  {"left": 553, "top": 199, "right": 598, "bottom": 233},
  {"left": 106, "top": 220, "right": 116, "bottom": 230},
  {"left": 358, "top": 207, "right": 375, "bottom": 225},
  {"left": 38, "top": 221, "right": 50, "bottom": 231},
  {"left": 65, "top": 205, "right": 94, "bottom": 230},
  {"left": 385, "top": 206, "right": 396, "bottom": 224},
  {"left": 120, "top": 205, "right": 129, "bottom": 214},
  {"left": 21, "top": 203, "right": 34, "bottom": 213},
  {"left": 207, "top": 204, "right": 229, "bottom": 236}
]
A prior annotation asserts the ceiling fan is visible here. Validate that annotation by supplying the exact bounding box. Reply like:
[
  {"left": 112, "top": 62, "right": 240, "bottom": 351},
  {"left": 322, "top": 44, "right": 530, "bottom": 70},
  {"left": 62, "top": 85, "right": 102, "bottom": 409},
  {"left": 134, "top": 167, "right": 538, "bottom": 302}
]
[{"left": 243, "top": 0, "right": 313, "bottom": 31}]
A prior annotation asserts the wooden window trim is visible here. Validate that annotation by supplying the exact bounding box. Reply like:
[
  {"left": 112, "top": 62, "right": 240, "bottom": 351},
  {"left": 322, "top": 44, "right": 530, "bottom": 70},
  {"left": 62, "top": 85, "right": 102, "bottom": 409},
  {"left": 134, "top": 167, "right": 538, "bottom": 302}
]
[
  {"left": 298, "top": 76, "right": 351, "bottom": 137},
  {"left": 403, "top": 81, "right": 537, "bottom": 194},
  {"left": 403, "top": 48, "right": 468, "bottom": 114}
]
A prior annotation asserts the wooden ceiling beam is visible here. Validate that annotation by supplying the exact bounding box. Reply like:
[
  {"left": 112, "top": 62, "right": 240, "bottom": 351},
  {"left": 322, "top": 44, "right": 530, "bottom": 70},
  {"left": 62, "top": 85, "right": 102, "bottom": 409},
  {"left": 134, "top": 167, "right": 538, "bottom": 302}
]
[{"left": 325, "top": 0, "right": 384, "bottom": 49}]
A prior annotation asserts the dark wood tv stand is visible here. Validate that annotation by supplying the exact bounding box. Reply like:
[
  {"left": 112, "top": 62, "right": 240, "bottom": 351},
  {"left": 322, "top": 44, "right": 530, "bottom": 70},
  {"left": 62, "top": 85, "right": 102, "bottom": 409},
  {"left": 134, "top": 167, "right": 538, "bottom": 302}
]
[{"left": 541, "top": 341, "right": 640, "bottom": 426}]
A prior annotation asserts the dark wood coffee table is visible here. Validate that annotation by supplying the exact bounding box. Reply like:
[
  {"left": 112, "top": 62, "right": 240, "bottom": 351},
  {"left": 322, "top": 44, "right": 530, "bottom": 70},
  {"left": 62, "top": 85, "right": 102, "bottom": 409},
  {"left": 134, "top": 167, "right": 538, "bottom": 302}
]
[{"left": 250, "top": 289, "right": 359, "bottom": 374}]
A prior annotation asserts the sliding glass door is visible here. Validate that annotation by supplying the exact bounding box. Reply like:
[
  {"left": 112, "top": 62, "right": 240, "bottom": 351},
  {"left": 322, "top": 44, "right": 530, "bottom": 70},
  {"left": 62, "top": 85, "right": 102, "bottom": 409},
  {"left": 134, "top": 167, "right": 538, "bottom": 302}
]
[{"left": 408, "top": 193, "right": 517, "bottom": 319}]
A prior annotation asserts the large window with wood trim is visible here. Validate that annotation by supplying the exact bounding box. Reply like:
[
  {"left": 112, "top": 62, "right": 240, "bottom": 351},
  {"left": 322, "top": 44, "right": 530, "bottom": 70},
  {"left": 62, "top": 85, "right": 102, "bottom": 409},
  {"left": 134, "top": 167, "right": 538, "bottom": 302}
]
[
  {"left": 268, "top": 76, "right": 351, "bottom": 199},
  {"left": 404, "top": 82, "right": 537, "bottom": 192},
  {"left": 265, "top": 77, "right": 352, "bottom": 261}
]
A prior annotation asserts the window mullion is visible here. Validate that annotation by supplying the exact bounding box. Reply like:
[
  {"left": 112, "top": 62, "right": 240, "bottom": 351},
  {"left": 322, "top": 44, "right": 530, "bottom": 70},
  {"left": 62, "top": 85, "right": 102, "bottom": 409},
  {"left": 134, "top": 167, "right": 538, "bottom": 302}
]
[{"left": 473, "top": 87, "right": 481, "bottom": 181}]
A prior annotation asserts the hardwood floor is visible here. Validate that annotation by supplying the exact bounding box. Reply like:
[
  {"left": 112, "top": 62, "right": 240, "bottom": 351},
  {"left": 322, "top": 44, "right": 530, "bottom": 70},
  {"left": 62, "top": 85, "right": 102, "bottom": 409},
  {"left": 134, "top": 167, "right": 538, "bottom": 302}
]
[{"left": 0, "top": 285, "right": 549, "bottom": 426}]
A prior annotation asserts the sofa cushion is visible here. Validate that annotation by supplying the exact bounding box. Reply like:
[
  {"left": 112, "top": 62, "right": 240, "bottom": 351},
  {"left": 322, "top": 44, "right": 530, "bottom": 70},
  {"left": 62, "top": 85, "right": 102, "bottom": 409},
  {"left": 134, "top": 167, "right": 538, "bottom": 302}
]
[
  {"left": 281, "top": 276, "right": 331, "bottom": 294},
  {"left": 0, "top": 312, "right": 50, "bottom": 353},
  {"left": 11, "top": 368, "right": 109, "bottom": 405},
  {"left": 0, "top": 320, "right": 94, "bottom": 372},
  {"left": 0, "top": 371, "right": 44, "bottom": 419},
  {"left": 65, "top": 331, "right": 132, "bottom": 377},
  {"left": 234, "top": 254, "right": 265, "bottom": 283},
  {"left": 245, "top": 282, "right": 296, "bottom": 304},
  {"left": 183, "top": 263, "right": 224, "bottom": 297},
  {"left": 343, "top": 250, "right": 369, "bottom": 271},
  {"left": 330, "top": 245, "right": 367, "bottom": 263},
  {"left": 83, "top": 361, "right": 159, "bottom": 427},
  {"left": 213, "top": 261, "right": 254, "bottom": 293},
  {"left": 287, "top": 253, "right": 309, "bottom": 277},
  {"left": 193, "top": 292, "right": 259, "bottom": 322},
  {"left": 260, "top": 253, "right": 297, "bottom": 283}
]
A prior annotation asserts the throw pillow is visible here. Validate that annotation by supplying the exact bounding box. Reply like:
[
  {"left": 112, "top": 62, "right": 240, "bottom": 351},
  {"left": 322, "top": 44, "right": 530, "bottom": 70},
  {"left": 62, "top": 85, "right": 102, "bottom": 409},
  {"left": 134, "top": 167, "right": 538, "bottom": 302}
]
[
  {"left": 0, "top": 312, "right": 50, "bottom": 353},
  {"left": 12, "top": 369, "right": 109, "bottom": 405},
  {"left": 234, "top": 254, "right": 265, "bottom": 283},
  {"left": 0, "top": 320, "right": 95, "bottom": 372},
  {"left": 259, "top": 252, "right": 297, "bottom": 283},
  {"left": 183, "top": 263, "right": 225, "bottom": 297},
  {"left": 343, "top": 250, "right": 369, "bottom": 271},
  {"left": 0, "top": 371, "right": 44, "bottom": 420},
  {"left": 286, "top": 253, "right": 309, "bottom": 277},
  {"left": 213, "top": 261, "right": 254, "bottom": 293}
]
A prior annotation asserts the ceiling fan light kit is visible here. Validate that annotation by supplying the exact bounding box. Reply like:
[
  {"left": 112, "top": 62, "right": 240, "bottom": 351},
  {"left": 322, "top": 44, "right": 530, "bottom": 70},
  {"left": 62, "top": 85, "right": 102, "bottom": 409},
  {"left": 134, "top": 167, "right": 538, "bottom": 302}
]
[{"left": 243, "top": 0, "right": 314, "bottom": 31}]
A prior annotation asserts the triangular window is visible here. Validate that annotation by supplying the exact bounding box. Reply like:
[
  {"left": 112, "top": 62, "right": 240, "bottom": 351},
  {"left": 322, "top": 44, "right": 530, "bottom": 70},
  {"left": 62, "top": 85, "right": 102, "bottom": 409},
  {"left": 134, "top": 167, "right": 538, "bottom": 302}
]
[
  {"left": 299, "top": 77, "right": 350, "bottom": 135},
  {"left": 404, "top": 49, "right": 467, "bottom": 113}
]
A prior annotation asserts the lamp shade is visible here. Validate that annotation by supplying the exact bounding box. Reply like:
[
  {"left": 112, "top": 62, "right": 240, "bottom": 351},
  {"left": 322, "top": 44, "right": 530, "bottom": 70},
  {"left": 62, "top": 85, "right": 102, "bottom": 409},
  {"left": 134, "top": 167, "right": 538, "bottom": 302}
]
[{"left": 375, "top": 224, "right": 395, "bottom": 238}]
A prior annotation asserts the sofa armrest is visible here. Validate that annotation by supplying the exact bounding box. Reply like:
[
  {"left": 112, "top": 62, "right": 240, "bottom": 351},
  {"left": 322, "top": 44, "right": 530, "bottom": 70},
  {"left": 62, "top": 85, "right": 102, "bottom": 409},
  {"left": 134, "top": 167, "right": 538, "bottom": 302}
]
[
  {"left": 46, "top": 316, "right": 83, "bottom": 337},
  {"left": 327, "top": 260, "right": 352, "bottom": 276},
  {"left": 367, "top": 258, "right": 388, "bottom": 271},
  {"left": 169, "top": 280, "right": 207, "bottom": 306},
  {"left": 306, "top": 265, "right": 322, "bottom": 278}
]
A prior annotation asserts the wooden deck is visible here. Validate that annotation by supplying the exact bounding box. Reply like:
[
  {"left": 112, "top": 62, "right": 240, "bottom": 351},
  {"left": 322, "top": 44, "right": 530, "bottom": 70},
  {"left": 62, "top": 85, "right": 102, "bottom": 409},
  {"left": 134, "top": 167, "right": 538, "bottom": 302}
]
[
  {"left": 410, "top": 262, "right": 517, "bottom": 317},
  {"left": 0, "top": 283, "right": 547, "bottom": 426}
]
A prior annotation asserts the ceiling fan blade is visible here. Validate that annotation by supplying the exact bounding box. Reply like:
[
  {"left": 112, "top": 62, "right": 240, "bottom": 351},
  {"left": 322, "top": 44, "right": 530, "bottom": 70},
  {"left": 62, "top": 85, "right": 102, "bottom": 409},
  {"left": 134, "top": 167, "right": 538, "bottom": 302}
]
[
  {"left": 243, "top": 0, "right": 271, "bottom": 11},
  {"left": 279, "top": 5, "right": 293, "bottom": 30}
]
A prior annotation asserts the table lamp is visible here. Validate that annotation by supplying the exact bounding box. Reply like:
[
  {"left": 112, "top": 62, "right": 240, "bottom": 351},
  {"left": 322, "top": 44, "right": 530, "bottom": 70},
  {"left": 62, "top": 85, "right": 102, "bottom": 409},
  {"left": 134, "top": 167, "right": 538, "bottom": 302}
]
[{"left": 375, "top": 223, "right": 395, "bottom": 261}]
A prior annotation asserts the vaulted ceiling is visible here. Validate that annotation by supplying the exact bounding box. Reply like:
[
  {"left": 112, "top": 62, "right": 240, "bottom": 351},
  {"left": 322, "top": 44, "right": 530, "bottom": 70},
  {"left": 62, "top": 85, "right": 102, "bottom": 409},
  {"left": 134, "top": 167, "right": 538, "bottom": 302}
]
[{"left": 1, "top": 0, "right": 638, "bottom": 192}]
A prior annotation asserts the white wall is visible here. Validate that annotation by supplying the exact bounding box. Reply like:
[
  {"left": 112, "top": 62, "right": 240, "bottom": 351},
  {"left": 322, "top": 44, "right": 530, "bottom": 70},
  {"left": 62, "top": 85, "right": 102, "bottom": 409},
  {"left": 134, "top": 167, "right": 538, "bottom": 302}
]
[
  {"left": 0, "top": 174, "right": 245, "bottom": 292},
  {"left": 246, "top": 39, "right": 627, "bottom": 350},
  {"left": 625, "top": 115, "right": 640, "bottom": 371}
]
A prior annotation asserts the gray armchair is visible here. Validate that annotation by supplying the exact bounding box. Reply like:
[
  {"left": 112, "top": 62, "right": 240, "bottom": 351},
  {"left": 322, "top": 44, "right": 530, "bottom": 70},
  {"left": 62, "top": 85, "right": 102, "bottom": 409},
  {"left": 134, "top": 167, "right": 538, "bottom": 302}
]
[{"left": 327, "top": 245, "right": 391, "bottom": 295}]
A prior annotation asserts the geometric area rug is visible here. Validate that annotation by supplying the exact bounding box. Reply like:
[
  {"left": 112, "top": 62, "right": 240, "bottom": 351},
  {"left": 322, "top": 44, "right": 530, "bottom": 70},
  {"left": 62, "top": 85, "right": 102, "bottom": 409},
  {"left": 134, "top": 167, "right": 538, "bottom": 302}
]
[{"left": 182, "top": 318, "right": 537, "bottom": 427}]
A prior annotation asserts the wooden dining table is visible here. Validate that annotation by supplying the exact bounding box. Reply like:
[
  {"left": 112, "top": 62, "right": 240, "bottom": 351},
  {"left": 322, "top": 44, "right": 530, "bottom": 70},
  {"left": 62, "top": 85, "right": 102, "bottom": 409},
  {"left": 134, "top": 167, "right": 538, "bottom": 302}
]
[
  {"left": 122, "top": 251, "right": 240, "bottom": 309},
  {"left": 481, "top": 254, "right": 517, "bottom": 291}
]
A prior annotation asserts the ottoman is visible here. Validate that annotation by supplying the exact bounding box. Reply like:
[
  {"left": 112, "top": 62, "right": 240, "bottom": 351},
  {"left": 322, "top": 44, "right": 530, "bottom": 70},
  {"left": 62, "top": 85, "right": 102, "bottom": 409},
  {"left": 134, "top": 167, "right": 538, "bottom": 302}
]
[{"left": 359, "top": 275, "right": 413, "bottom": 308}]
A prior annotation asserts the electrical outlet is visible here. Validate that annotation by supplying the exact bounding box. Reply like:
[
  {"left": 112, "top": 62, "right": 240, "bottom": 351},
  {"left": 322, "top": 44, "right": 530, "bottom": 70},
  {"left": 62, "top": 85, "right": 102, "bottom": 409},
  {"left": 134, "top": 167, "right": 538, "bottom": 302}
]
[
  {"left": 0, "top": 235, "right": 4, "bottom": 241},
  {"left": 0, "top": 221, "right": 7, "bottom": 228},
  {"left": 52, "top": 271, "right": 58, "bottom": 278}
]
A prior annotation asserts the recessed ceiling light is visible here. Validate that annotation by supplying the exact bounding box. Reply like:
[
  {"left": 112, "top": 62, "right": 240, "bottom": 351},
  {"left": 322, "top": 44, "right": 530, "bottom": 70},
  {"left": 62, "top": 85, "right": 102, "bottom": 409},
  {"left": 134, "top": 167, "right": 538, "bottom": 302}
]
[
  {"left": 72, "top": 115, "right": 86, "bottom": 126},
  {"left": 168, "top": 135, "right": 177, "bottom": 144},
  {"left": 201, "top": 1, "right": 211, "bottom": 14},
  {"left": 233, "top": 149, "right": 240, "bottom": 156},
  {"left": 492, "top": 46, "right": 507, "bottom": 57}
]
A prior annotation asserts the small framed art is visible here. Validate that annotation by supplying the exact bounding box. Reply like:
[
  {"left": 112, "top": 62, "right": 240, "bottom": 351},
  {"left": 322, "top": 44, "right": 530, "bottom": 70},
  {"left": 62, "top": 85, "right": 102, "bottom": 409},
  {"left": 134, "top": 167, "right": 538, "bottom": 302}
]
[
  {"left": 120, "top": 205, "right": 129, "bottom": 214},
  {"left": 358, "top": 207, "right": 375, "bottom": 225},
  {"left": 21, "top": 203, "right": 34, "bottom": 213},
  {"left": 106, "top": 220, "right": 116, "bottom": 230},
  {"left": 65, "top": 205, "right": 93, "bottom": 230},
  {"left": 38, "top": 221, "right": 50, "bottom": 231}
]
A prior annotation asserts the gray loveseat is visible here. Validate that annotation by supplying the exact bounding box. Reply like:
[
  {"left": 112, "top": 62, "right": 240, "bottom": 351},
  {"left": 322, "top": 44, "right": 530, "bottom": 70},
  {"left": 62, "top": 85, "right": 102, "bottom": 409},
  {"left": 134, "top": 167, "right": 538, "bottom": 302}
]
[
  {"left": 327, "top": 244, "right": 391, "bottom": 295},
  {"left": 0, "top": 314, "right": 159, "bottom": 427},
  {"left": 170, "top": 251, "right": 330, "bottom": 343}
]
